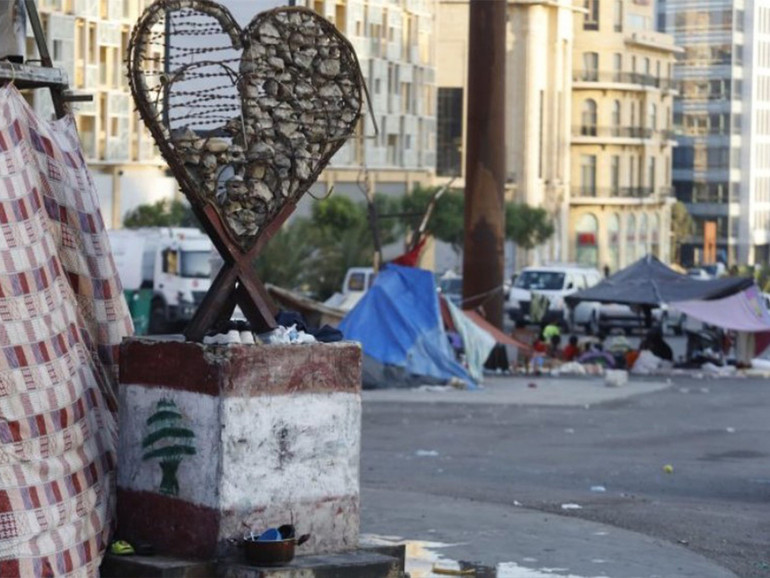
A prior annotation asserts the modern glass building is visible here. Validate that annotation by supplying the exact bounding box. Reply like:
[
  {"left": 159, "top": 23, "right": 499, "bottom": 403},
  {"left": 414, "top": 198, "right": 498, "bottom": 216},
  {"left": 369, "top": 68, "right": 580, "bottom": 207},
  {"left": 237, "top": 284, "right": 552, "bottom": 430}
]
[{"left": 660, "top": 0, "right": 770, "bottom": 265}]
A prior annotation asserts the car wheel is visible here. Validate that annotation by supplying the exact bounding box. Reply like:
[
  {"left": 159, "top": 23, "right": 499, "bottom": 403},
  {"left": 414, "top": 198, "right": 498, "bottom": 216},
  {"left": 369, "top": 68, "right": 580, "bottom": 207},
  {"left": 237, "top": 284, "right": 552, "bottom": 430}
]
[{"left": 149, "top": 303, "right": 167, "bottom": 335}]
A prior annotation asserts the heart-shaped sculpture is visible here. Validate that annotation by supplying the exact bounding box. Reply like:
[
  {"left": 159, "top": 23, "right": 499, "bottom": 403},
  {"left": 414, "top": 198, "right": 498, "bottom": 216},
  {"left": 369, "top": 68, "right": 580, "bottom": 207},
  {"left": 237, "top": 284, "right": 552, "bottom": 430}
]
[{"left": 127, "top": 0, "right": 364, "bottom": 250}]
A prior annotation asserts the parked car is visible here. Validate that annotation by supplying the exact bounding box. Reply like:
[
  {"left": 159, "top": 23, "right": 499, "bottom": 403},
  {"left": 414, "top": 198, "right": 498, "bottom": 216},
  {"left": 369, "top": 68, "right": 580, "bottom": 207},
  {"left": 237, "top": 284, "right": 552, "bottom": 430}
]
[
  {"left": 597, "top": 302, "right": 686, "bottom": 336},
  {"left": 507, "top": 265, "right": 603, "bottom": 332},
  {"left": 687, "top": 267, "right": 711, "bottom": 280},
  {"left": 437, "top": 273, "right": 463, "bottom": 306}
]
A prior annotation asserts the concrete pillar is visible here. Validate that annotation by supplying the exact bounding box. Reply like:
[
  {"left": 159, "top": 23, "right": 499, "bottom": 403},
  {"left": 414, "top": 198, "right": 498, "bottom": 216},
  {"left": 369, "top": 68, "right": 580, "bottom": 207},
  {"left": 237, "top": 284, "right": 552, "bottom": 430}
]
[{"left": 117, "top": 340, "right": 362, "bottom": 559}]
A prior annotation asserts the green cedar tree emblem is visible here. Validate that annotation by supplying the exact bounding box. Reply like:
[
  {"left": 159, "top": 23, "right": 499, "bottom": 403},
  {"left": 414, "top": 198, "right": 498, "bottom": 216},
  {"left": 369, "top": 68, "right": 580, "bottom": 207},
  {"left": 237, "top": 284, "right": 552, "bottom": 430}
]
[{"left": 142, "top": 399, "right": 196, "bottom": 496}]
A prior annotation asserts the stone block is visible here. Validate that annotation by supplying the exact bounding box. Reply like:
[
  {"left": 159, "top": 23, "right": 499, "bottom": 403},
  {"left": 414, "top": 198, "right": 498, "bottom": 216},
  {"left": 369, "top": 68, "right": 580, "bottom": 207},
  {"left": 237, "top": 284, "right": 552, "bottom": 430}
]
[{"left": 117, "top": 339, "right": 362, "bottom": 560}]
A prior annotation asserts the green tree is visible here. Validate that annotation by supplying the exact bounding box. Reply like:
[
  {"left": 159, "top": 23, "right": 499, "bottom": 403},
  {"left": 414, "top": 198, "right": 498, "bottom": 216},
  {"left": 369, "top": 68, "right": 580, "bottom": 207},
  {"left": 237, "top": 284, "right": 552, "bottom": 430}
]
[
  {"left": 254, "top": 194, "right": 401, "bottom": 300},
  {"left": 253, "top": 217, "right": 317, "bottom": 292},
  {"left": 505, "top": 203, "right": 555, "bottom": 249},
  {"left": 400, "top": 185, "right": 465, "bottom": 251},
  {"left": 670, "top": 201, "right": 694, "bottom": 265},
  {"left": 123, "top": 199, "right": 200, "bottom": 229}
]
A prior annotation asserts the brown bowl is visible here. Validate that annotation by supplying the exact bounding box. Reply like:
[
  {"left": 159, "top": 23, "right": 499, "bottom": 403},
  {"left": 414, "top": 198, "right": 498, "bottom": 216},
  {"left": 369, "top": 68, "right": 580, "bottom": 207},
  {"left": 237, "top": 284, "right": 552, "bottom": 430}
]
[{"left": 242, "top": 534, "right": 309, "bottom": 567}]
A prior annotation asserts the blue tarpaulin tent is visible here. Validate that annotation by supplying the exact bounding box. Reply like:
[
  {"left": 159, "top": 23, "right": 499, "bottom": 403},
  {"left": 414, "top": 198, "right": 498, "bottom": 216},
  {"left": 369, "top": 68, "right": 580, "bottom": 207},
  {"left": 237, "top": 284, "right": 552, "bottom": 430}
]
[{"left": 339, "top": 264, "right": 476, "bottom": 389}]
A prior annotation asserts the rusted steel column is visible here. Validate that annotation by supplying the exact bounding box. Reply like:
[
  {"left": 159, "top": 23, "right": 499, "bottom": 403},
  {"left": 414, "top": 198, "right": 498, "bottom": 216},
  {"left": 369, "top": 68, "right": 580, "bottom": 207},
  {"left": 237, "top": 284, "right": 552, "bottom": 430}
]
[{"left": 462, "top": 0, "right": 506, "bottom": 328}]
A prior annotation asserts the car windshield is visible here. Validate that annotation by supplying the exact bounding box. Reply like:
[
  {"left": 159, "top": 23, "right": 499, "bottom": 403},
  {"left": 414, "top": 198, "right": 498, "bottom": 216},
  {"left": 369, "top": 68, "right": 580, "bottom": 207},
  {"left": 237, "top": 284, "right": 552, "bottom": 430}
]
[
  {"left": 439, "top": 278, "right": 462, "bottom": 295},
  {"left": 515, "top": 271, "right": 565, "bottom": 290},
  {"left": 179, "top": 251, "right": 211, "bottom": 279}
]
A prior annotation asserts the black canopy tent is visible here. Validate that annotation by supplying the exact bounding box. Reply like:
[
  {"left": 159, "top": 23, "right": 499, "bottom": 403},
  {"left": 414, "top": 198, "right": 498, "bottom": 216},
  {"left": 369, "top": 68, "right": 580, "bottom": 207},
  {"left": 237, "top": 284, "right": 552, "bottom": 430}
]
[{"left": 565, "top": 255, "right": 753, "bottom": 308}]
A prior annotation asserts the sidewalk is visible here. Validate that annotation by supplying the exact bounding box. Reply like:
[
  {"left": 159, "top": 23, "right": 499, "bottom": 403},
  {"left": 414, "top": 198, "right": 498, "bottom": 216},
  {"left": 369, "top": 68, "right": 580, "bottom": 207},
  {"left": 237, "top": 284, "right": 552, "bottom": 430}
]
[
  {"left": 361, "top": 375, "right": 738, "bottom": 578},
  {"left": 362, "top": 373, "right": 672, "bottom": 407}
]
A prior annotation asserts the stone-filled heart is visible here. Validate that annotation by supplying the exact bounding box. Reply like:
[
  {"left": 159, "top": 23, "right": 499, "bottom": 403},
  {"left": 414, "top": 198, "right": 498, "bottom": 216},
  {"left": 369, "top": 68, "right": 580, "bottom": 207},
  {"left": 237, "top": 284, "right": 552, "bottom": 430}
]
[{"left": 128, "top": 0, "right": 364, "bottom": 249}]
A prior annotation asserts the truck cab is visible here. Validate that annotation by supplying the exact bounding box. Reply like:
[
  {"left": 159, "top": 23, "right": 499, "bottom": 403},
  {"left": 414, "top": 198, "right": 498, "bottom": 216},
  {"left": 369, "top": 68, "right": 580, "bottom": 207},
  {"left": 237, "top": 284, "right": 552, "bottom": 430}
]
[{"left": 109, "top": 227, "right": 213, "bottom": 333}]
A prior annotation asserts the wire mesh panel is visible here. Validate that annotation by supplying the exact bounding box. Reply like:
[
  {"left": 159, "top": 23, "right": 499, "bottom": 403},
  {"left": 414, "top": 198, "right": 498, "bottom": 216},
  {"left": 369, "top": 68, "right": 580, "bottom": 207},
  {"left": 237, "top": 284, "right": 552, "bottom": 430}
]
[{"left": 128, "top": 0, "right": 364, "bottom": 249}]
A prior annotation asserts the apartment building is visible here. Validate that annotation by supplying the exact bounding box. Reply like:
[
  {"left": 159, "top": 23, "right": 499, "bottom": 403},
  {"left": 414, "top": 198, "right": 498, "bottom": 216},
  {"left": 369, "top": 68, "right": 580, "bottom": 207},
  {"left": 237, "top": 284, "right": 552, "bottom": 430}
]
[
  {"left": 659, "top": 0, "right": 770, "bottom": 266},
  {"left": 570, "top": 0, "right": 679, "bottom": 271},
  {"left": 298, "top": 0, "right": 437, "bottom": 209},
  {"left": 436, "top": 0, "right": 679, "bottom": 271},
  {"left": 26, "top": 0, "right": 177, "bottom": 229},
  {"left": 25, "top": 0, "right": 436, "bottom": 229}
]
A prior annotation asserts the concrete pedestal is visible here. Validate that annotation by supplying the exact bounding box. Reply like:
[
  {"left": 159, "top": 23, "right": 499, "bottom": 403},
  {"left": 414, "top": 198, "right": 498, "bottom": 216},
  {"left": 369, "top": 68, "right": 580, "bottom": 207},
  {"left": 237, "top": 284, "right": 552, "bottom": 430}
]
[{"left": 116, "top": 339, "right": 362, "bottom": 560}]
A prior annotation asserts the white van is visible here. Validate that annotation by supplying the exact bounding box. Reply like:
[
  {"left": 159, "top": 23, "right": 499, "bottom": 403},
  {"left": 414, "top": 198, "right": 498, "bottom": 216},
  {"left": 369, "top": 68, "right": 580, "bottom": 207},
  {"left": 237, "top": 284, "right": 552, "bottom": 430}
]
[{"left": 507, "top": 265, "right": 603, "bottom": 332}]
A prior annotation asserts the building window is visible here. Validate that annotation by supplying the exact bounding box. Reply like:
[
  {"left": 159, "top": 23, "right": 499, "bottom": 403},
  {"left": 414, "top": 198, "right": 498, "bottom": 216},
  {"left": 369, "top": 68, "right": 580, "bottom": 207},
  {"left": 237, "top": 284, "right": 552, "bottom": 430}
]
[
  {"left": 639, "top": 214, "right": 649, "bottom": 254},
  {"left": 583, "top": 52, "right": 599, "bottom": 80},
  {"left": 627, "top": 214, "right": 637, "bottom": 263},
  {"left": 611, "top": 155, "right": 620, "bottom": 193},
  {"left": 576, "top": 214, "right": 599, "bottom": 266},
  {"left": 581, "top": 99, "right": 598, "bottom": 135},
  {"left": 608, "top": 213, "right": 620, "bottom": 272},
  {"left": 613, "top": 0, "right": 623, "bottom": 31},
  {"left": 612, "top": 100, "right": 621, "bottom": 133},
  {"left": 584, "top": 0, "right": 599, "bottom": 30},
  {"left": 613, "top": 53, "right": 622, "bottom": 81},
  {"left": 650, "top": 103, "right": 657, "bottom": 130},
  {"left": 580, "top": 155, "right": 597, "bottom": 195},
  {"left": 436, "top": 87, "right": 463, "bottom": 177}
]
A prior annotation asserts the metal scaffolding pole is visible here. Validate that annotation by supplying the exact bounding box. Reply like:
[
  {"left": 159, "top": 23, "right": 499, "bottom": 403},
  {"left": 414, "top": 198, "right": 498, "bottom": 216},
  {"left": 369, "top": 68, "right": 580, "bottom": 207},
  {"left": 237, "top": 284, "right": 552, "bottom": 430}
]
[{"left": 462, "top": 0, "right": 506, "bottom": 328}]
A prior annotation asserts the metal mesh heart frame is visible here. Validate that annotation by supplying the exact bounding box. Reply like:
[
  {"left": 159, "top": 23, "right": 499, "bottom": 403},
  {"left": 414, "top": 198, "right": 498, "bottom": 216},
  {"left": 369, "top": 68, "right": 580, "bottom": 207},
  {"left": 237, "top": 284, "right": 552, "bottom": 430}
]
[{"left": 127, "top": 0, "right": 364, "bottom": 250}]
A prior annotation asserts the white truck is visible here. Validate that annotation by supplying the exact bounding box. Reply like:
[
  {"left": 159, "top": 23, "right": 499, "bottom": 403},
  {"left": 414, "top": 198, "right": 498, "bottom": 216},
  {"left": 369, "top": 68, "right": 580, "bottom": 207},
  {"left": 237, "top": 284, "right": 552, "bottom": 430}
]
[
  {"left": 324, "top": 267, "right": 376, "bottom": 311},
  {"left": 108, "top": 227, "right": 213, "bottom": 334}
]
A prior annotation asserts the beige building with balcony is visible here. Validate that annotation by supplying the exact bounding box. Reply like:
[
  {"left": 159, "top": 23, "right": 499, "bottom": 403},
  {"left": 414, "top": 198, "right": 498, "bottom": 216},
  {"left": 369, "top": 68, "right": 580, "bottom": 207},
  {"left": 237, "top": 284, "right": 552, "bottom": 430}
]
[
  {"left": 436, "top": 0, "right": 681, "bottom": 272},
  {"left": 24, "top": 0, "right": 437, "bottom": 229},
  {"left": 26, "top": 0, "right": 178, "bottom": 230},
  {"left": 297, "top": 0, "right": 438, "bottom": 211},
  {"left": 570, "top": 0, "right": 680, "bottom": 272}
]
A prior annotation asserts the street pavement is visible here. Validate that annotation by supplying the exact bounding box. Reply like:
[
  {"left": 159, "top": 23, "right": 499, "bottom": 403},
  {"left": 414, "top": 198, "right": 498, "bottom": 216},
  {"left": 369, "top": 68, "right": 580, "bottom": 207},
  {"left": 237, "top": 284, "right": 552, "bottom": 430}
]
[{"left": 360, "top": 374, "right": 745, "bottom": 578}]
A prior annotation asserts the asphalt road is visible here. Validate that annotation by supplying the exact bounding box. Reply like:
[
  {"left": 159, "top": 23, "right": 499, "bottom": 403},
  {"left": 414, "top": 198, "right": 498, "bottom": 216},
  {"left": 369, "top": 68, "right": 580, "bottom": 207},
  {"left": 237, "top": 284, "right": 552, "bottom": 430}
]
[{"left": 360, "top": 375, "right": 770, "bottom": 577}]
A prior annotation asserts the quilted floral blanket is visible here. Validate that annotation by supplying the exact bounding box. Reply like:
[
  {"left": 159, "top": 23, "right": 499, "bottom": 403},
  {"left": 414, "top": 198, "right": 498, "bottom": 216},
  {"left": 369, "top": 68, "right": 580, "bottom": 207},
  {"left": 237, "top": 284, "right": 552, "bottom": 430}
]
[{"left": 0, "top": 85, "right": 132, "bottom": 577}]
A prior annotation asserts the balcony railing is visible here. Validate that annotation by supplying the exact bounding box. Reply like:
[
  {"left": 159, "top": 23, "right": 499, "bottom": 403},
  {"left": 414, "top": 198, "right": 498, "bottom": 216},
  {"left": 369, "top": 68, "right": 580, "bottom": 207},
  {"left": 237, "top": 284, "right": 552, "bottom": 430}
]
[
  {"left": 571, "top": 186, "right": 667, "bottom": 199},
  {"left": 573, "top": 71, "right": 678, "bottom": 91},
  {"left": 572, "top": 126, "right": 654, "bottom": 139}
]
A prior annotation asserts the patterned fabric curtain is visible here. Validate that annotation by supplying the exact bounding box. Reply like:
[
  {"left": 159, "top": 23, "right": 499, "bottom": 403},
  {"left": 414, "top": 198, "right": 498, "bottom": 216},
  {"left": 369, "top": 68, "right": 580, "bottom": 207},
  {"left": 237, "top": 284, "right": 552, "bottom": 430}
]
[{"left": 0, "top": 85, "right": 133, "bottom": 577}]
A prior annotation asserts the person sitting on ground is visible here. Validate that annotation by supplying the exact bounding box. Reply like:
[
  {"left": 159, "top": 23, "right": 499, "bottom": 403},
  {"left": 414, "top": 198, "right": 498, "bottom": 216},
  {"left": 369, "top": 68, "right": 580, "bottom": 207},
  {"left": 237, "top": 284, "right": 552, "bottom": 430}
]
[
  {"left": 542, "top": 322, "right": 561, "bottom": 342},
  {"left": 562, "top": 335, "right": 580, "bottom": 362},
  {"left": 548, "top": 334, "right": 562, "bottom": 359},
  {"left": 531, "top": 335, "right": 549, "bottom": 374}
]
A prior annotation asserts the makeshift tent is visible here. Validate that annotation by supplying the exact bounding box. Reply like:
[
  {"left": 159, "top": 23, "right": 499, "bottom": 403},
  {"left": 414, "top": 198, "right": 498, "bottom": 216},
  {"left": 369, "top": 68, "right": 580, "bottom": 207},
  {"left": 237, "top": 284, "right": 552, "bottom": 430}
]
[
  {"left": 565, "top": 254, "right": 752, "bottom": 307},
  {"left": 339, "top": 264, "right": 475, "bottom": 389},
  {"left": 444, "top": 298, "right": 496, "bottom": 381},
  {"left": 674, "top": 285, "right": 770, "bottom": 331}
]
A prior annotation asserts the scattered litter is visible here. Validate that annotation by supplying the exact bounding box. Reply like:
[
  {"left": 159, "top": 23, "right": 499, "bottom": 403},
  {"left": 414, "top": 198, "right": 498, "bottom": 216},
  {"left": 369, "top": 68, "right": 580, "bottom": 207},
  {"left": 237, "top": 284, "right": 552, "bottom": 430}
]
[
  {"left": 605, "top": 369, "right": 628, "bottom": 388},
  {"left": 416, "top": 450, "right": 439, "bottom": 457},
  {"left": 678, "top": 539, "right": 689, "bottom": 546},
  {"left": 416, "top": 385, "right": 455, "bottom": 393},
  {"left": 258, "top": 324, "right": 316, "bottom": 345},
  {"left": 593, "top": 531, "right": 608, "bottom": 536},
  {"left": 590, "top": 485, "right": 606, "bottom": 493},
  {"left": 591, "top": 559, "right": 607, "bottom": 564},
  {"left": 521, "top": 557, "right": 538, "bottom": 563},
  {"left": 551, "top": 361, "right": 586, "bottom": 376},
  {"left": 663, "top": 464, "right": 674, "bottom": 474},
  {"left": 527, "top": 382, "right": 537, "bottom": 389},
  {"left": 560, "top": 503, "right": 582, "bottom": 510},
  {"left": 513, "top": 500, "right": 523, "bottom": 507},
  {"left": 726, "top": 427, "right": 736, "bottom": 433},
  {"left": 564, "top": 428, "right": 575, "bottom": 434}
]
